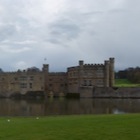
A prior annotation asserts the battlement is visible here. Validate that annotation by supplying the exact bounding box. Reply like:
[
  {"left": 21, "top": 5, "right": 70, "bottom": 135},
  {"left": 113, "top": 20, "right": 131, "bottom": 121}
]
[
  {"left": 84, "top": 63, "right": 104, "bottom": 67},
  {"left": 67, "top": 62, "right": 105, "bottom": 71}
]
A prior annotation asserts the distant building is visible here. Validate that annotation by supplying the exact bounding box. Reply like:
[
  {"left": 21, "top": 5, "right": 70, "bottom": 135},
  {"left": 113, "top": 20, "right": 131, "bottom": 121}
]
[{"left": 0, "top": 58, "right": 114, "bottom": 97}]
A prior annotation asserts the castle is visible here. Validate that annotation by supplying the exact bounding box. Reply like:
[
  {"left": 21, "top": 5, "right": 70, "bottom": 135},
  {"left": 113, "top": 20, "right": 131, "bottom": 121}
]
[{"left": 0, "top": 58, "right": 114, "bottom": 98}]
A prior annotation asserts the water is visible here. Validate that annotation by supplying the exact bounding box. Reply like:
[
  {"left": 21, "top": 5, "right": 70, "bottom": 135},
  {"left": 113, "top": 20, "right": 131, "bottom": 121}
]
[{"left": 0, "top": 98, "right": 140, "bottom": 116}]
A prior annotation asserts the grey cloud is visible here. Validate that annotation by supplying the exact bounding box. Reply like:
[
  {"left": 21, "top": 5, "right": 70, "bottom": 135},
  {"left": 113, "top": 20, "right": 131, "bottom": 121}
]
[
  {"left": 46, "top": 9, "right": 101, "bottom": 45},
  {"left": 82, "top": 11, "right": 104, "bottom": 16},
  {"left": 48, "top": 19, "right": 81, "bottom": 44},
  {"left": 108, "top": 9, "right": 126, "bottom": 14},
  {"left": 0, "top": 24, "right": 17, "bottom": 41}
]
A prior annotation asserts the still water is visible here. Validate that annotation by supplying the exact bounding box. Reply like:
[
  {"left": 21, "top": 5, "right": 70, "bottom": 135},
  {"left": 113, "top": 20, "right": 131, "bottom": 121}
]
[{"left": 0, "top": 98, "right": 140, "bottom": 116}]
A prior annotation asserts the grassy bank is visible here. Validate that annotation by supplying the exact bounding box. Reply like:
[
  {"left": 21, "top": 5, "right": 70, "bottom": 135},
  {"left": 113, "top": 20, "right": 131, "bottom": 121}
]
[
  {"left": 0, "top": 114, "right": 140, "bottom": 140},
  {"left": 115, "top": 79, "right": 140, "bottom": 87}
]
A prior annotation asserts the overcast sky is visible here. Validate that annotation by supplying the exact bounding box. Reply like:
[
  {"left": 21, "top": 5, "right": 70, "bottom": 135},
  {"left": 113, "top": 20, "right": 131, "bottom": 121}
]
[{"left": 0, "top": 0, "right": 140, "bottom": 72}]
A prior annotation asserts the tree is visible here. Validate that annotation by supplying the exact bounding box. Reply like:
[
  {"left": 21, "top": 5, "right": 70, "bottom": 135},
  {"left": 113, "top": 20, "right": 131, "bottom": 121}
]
[{"left": 117, "top": 67, "right": 140, "bottom": 83}]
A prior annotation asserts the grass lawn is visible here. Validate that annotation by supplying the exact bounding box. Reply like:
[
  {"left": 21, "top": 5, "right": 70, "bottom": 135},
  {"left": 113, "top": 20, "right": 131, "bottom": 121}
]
[
  {"left": 115, "top": 79, "right": 140, "bottom": 87},
  {"left": 0, "top": 114, "right": 140, "bottom": 140}
]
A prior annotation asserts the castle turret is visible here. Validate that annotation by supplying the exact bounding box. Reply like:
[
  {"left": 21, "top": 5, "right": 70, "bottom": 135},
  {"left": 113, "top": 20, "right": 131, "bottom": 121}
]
[
  {"left": 42, "top": 64, "right": 49, "bottom": 72},
  {"left": 109, "top": 58, "right": 115, "bottom": 87},
  {"left": 104, "top": 60, "right": 110, "bottom": 87},
  {"left": 79, "top": 60, "right": 84, "bottom": 87},
  {"left": 42, "top": 64, "right": 49, "bottom": 96},
  {"left": 79, "top": 60, "right": 84, "bottom": 66}
]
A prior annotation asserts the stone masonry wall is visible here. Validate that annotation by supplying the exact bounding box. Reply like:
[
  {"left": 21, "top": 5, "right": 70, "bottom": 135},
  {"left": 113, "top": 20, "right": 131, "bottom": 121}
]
[{"left": 79, "top": 87, "right": 140, "bottom": 98}]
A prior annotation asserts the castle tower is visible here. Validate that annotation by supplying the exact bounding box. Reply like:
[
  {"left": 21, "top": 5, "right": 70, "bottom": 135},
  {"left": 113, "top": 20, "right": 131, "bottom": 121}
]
[
  {"left": 42, "top": 64, "right": 49, "bottom": 72},
  {"left": 109, "top": 58, "right": 115, "bottom": 87},
  {"left": 42, "top": 64, "right": 49, "bottom": 94},
  {"left": 104, "top": 60, "right": 110, "bottom": 87},
  {"left": 79, "top": 60, "right": 84, "bottom": 66},
  {"left": 79, "top": 60, "right": 84, "bottom": 87}
]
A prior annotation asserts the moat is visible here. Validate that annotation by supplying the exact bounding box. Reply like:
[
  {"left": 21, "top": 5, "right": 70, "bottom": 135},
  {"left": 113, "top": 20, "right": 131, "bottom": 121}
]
[{"left": 0, "top": 98, "right": 140, "bottom": 116}]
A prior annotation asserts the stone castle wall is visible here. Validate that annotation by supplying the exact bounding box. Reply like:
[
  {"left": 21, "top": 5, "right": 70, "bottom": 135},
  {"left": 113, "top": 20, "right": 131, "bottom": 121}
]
[
  {"left": 0, "top": 58, "right": 115, "bottom": 98},
  {"left": 80, "top": 87, "right": 140, "bottom": 98},
  {"left": 0, "top": 70, "right": 44, "bottom": 97}
]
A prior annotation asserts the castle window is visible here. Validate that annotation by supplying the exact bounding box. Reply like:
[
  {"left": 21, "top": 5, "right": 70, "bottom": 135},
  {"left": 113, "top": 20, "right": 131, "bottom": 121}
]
[
  {"left": 69, "top": 73, "right": 72, "bottom": 77},
  {"left": 49, "top": 84, "right": 52, "bottom": 87},
  {"left": 96, "top": 70, "right": 104, "bottom": 77},
  {"left": 89, "top": 80, "right": 92, "bottom": 86},
  {"left": 96, "top": 79, "right": 103, "bottom": 86},
  {"left": 30, "top": 76, "right": 34, "bottom": 81},
  {"left": 15, "top": 77, "right": 18, "bottom": 81},
  {"left": 20, "top": 83, "right": 27, "bottom": 88},
  {"left": 29, "top": 83, "right": 32, "bottom": 88},
  {"left": 20, "top": 76, "right": 27, "bottom": 81},
  {"left": 84, "top": 80, "right": 87, "bottom": 86}
]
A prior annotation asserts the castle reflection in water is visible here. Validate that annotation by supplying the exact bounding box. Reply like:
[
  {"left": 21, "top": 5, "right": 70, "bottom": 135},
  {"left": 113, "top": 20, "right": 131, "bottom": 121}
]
[{"left": 0, "top": 98, "right": 140, "bottom": 116}]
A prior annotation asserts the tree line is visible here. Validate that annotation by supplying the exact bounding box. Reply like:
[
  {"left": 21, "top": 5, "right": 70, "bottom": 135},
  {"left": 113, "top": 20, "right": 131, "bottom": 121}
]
[{"left": 116, "top": 67, "right": 140, "bottom": 83}]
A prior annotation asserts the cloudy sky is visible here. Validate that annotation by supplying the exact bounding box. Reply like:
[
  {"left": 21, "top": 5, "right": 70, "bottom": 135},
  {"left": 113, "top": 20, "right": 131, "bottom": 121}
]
[{"left": 0, "top": 0, "right": 140, "bottom": 72}]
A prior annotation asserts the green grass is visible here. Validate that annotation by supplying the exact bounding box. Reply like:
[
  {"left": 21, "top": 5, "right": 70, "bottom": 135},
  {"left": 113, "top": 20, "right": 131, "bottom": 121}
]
[
  {"left": 115, "top": 79, "right": 140, "bottom": 87},
  {"left": 0, "top": 114, "right": 140, "bottom": 140}
]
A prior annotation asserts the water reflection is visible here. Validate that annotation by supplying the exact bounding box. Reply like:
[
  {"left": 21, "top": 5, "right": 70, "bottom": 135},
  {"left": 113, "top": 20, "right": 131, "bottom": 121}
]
[{"left": 0, "top": 98, "right": 140, "bottom": 116}]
